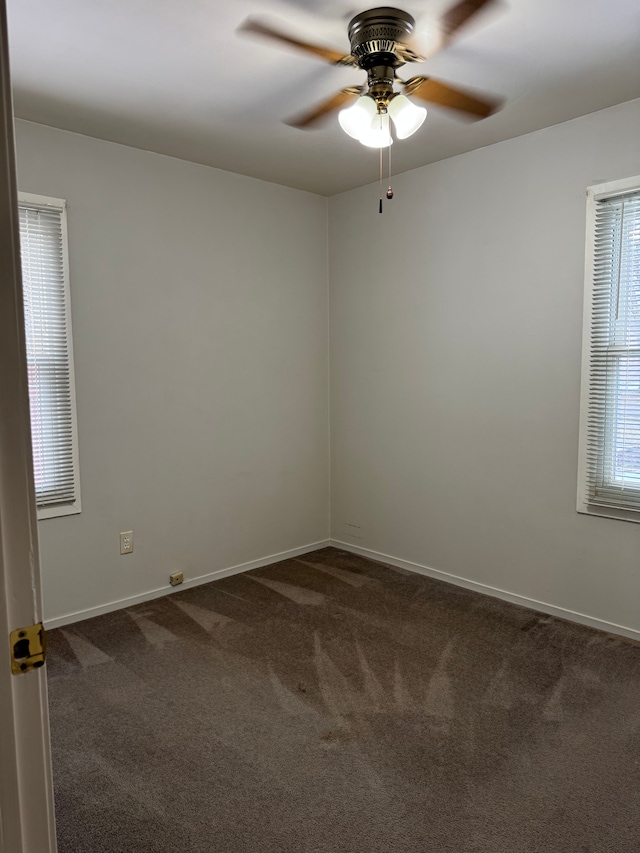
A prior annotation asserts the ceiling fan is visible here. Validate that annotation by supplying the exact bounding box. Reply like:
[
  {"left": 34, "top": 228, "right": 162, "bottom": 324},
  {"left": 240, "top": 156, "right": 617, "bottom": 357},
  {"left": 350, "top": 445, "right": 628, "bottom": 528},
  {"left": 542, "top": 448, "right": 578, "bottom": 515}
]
[{"left": 239, "top": 1, "right": 503, "bottom": 145}]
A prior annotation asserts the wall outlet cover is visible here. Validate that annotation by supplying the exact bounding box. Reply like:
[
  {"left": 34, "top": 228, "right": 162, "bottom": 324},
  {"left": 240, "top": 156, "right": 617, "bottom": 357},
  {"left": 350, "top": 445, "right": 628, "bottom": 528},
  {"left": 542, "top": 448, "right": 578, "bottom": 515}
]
[
  {"left": 169, "top": 572, "right": 184, "bottom": 587},
  {"left": 120, "top": 531, "right": 134, "bottom": 555}
]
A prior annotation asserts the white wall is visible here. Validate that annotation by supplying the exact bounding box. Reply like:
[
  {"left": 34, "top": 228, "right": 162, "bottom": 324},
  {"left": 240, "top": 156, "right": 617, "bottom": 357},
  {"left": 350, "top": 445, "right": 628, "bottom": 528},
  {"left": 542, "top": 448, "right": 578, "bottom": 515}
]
[
  {"left": 329, "top": 98, "right": 640, "bottom": 637},
  {"left": 15, "top": 119, "right": 329, "bottom": 625},
  {"left": 15, "top": 99, "right": 640, "bottom": 636}
]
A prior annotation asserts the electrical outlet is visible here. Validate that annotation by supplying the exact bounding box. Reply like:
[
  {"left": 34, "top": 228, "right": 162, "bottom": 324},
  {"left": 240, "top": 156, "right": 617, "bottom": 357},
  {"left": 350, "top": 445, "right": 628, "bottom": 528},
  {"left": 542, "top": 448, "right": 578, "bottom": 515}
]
[
  {"left": 169, "top": 572, "right": 184, "bottom": 587},
  {"left": 120, "top": 531, "right": 134, "bottom": 555}
]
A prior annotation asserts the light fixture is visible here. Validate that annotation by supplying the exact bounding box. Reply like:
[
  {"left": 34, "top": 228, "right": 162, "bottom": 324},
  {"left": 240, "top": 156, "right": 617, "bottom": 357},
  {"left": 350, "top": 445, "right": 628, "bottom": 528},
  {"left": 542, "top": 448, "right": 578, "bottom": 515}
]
[
  {"left": 388, "top": 94, "right": 427, "bottom": 139},
  {"left": 339, "top": 91, "right": 426, "bottom": 148},
  {"left": 359, "top": 112, "right": 393, "bottom": 148},
  {"left": 338, "top": 95, "right": 377, "bottom": 140}
]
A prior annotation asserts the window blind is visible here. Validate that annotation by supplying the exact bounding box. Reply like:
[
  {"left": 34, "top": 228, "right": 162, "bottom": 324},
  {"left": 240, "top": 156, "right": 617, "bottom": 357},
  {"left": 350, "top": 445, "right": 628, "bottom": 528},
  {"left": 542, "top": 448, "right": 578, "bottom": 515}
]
[
  {"left": 585, "top": 190, "right": 640, "bottom": 510},
  {"left": 19, "top": 200, "right": 78, "bottom": 508}
]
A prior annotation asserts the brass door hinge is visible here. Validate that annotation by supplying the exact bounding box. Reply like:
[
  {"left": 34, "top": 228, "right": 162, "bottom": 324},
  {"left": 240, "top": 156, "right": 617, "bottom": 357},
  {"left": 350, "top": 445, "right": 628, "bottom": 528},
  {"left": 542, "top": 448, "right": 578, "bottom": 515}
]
[{"left": 10, "top": 622, "right": 46, "bottom": 675}]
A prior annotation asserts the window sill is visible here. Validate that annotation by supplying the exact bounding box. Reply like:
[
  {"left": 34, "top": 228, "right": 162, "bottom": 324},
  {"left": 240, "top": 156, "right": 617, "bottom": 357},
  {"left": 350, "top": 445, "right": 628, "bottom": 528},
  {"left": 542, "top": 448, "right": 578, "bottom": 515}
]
[
  {"left": 577, "top": 501, "right": 640, "bottom": 524},
  {"left": 37, "top": 501, "right": 81, "bottom": 521}
]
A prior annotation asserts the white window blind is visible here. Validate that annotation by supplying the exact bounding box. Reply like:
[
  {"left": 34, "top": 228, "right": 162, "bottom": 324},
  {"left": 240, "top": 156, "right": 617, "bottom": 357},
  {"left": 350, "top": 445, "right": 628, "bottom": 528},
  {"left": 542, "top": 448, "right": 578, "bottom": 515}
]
[
  {"left": 579, "top": 177, "right": 640, "bottom": 517},
  {"left": 18, "top": 193, "right": 80, "bottom": 517}
]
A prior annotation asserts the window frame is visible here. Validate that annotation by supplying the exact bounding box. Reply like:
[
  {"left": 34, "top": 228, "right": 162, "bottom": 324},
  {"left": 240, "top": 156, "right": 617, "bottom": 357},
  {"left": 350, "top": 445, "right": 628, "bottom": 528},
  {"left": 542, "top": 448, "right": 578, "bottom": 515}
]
[
  {"left": 18, "top": 191, "right": 81, "bottom": 520},
  {"left": 577, "top": 174, "right": 640, "bottom": 522}
]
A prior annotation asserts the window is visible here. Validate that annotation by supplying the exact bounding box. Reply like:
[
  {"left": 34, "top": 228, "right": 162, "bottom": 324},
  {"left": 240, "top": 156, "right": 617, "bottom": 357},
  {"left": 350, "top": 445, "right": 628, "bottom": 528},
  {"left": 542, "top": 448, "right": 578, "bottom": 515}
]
[
  {"left": 578, "top": 176, "right": 640, "bottom": 520},
  {"left": 18, "top": 193, "right": 81, "bottom": 518}
]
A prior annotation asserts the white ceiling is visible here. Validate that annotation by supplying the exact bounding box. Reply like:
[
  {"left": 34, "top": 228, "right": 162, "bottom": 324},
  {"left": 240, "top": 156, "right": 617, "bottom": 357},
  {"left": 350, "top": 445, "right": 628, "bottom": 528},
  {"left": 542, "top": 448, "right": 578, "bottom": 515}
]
[{"left": 7, "top": 0, "right": 640, "bottom": 196}]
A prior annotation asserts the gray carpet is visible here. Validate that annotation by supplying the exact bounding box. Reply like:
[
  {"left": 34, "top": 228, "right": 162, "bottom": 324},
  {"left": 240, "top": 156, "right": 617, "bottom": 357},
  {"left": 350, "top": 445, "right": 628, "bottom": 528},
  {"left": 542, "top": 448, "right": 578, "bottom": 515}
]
[{"left": 47, "top": 547, "right": 640, "bottom": 852}]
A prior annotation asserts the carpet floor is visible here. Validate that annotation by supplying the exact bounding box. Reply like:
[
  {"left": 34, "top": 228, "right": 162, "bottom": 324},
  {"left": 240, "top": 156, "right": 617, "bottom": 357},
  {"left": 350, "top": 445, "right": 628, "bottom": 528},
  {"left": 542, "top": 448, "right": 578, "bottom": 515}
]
[{"left": 47, "top": 547, "right": 640, "bottom": 852}]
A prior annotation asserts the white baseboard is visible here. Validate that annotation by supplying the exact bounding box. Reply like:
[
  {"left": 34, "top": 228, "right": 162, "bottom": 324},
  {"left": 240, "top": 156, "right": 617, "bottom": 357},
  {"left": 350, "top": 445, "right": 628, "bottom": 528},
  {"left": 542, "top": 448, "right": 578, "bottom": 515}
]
[
  {"left": 47, "top": 537, "right": 640, "bottom": 643},
  {"left": 44, "top": 540, "right": 331, "bottom": 630},
  {"left": 331, "top": 540, "right": 640, "bottom": 643}
]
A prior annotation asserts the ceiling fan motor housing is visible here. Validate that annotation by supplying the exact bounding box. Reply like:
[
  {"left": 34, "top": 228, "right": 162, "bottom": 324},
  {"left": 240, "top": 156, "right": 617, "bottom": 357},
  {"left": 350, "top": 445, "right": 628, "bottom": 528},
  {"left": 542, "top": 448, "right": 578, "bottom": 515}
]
[
  {"left": 348, "top": 7, "right": 415, "bottom": 69},
  {"left": 348, "top": 8, "right": 415, "bottom": 106}
]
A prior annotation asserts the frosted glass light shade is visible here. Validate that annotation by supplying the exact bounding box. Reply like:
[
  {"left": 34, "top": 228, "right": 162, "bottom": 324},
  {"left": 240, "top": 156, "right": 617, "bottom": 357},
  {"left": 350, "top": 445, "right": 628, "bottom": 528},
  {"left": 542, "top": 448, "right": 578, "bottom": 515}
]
[
  {"left": 388, "top": 94, "right": 427, "bottom": 139},
  {"left": 359, "top": 112, "right": 393, "bottom": 148},
  {"left": 338, "top": 96, "right": 377, "bottom": 139}
]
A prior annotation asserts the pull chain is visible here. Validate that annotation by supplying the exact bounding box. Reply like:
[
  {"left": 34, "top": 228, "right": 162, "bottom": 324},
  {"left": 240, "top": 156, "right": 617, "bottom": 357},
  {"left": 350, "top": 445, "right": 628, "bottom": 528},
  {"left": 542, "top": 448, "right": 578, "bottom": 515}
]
[
  {"left": 387, "top": 142, "right": 393, "bottom": 200},
  {"left": 379, "top": 146, "right": 383, "bottom": 213}
]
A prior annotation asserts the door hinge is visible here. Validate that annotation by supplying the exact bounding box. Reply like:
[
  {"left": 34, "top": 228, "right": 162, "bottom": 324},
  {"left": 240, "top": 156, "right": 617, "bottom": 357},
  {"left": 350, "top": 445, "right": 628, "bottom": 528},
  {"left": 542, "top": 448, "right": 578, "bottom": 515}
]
[{"left": 10, "top": 622, "right": 47, "bottom": 675}]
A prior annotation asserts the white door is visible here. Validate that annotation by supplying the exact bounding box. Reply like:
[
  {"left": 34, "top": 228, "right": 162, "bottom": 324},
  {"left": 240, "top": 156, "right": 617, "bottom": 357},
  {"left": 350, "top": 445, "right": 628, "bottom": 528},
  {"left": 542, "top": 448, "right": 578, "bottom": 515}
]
[{"left": 0, "top": 0, "right": 58, "bottom": 849}]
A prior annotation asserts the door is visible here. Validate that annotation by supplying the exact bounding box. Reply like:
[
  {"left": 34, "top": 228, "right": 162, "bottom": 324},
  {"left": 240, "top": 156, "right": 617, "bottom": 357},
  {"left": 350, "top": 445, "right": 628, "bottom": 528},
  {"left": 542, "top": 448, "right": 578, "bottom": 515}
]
[{"left": 0, "top": 0, "right": 57, "bottom": 849}]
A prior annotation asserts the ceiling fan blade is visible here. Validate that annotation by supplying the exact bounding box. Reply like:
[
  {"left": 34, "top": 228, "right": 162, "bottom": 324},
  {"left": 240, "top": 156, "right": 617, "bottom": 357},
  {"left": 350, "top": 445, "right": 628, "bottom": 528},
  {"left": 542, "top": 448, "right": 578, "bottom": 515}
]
[
  {"left": 286, "top": 88, "right": 360, "bottom": 129},
  {"left": 402, "top": 76, "right": 501, "bottom": 119},
  {"left": 239, "top": 18, "right": 354, "bottom": 65},
  {"left": 394, "top": 42, "right": 426, "bottom": 64},
  {"left": 415, "top": 0, "right": 498, "bottom": 60},
  {"left": 439, "top": 0, "right": 497, "bottom": 39}
]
